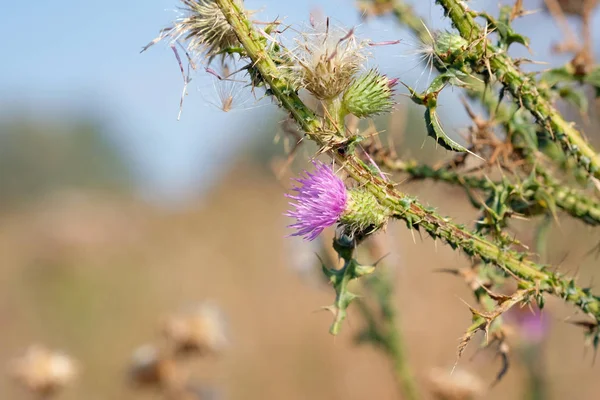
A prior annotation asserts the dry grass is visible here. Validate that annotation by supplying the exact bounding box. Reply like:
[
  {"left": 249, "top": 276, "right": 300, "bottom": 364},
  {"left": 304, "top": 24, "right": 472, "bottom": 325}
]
[{"left": 0, "top": 162, "right": 599, "bottom": 399}]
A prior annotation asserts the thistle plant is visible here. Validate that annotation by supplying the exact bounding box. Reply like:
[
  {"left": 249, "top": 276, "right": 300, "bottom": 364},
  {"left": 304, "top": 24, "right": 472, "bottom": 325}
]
[{"left": 145, "top": 0, "right": 600, "bottom": 395}]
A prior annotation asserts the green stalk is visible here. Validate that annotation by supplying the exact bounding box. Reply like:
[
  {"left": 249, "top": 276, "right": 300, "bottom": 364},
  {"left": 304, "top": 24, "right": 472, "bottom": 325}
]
[
  {"left": 325, "top": 237, "right": 420, "bottom": 399},
  {"left": 363, "top": 0, "right": 600, "bottom": 227},
  {"left": 434, "top": 0, "right": 600, "bottom": 178},
  {"left": 385, "top": 159, "right": 600, "bottom": 226},
  {"left": 214, "top": 0, "right": 600, "bottom": 323}
]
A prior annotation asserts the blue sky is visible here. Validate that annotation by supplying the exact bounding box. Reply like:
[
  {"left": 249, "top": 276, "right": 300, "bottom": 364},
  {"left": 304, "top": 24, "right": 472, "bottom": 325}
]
[{"left": 0, "top": 0, "right": 594, "bottom": 204}]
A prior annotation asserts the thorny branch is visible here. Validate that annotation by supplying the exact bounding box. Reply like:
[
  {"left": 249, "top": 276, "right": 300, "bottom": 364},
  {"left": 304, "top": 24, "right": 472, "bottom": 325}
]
[{"left": 212, "top": 0, "right": 600, "bottom": 329}]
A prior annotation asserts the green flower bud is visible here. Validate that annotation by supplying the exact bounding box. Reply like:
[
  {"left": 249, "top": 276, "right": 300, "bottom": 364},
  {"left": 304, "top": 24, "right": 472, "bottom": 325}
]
[
  {"left": 342, "top": 69, "right": 397, "bottom": 118},
  {"left": 339, "top": 188, "right": 390, "bottom": 235}
]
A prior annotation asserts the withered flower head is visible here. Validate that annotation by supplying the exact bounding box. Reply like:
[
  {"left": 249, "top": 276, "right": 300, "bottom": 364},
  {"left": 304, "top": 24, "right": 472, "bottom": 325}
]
[
  {"left": 162, "top": 302, "right": 229, "bottom": 356},
  {"left": 428, "top": 367, "right": 484, "bottom": 400},
  {"left": 143, "top": 0, "right": 243, "bottom": 62},
  {"left": 292, "top": 21, "right": 369, "bottom": 99},
  {"left": 128, "top": 344, "right": 183, "bottom": 388}
]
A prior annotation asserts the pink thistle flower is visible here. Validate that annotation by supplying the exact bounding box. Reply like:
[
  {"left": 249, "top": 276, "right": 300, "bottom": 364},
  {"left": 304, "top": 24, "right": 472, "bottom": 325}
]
[{"left": 285, "top": 161, "right": 348, "bottom": 241}]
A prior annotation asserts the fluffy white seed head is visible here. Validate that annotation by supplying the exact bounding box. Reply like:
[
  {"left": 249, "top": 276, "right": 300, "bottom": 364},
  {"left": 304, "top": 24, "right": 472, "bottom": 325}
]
[{"left": 291, "top": 21, "right": 369, "bottom": 100}]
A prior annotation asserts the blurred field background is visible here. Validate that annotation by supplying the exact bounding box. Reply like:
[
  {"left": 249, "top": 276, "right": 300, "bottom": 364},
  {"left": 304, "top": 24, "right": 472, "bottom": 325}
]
[{"left": 2, "top": 0, "right": 600, "bottom": 399}]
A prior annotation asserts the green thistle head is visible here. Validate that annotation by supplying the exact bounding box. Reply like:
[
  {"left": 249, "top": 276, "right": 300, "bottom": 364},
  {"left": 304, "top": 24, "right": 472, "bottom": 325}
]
[
  {"left": 342, "top": 69, "right": 397, "bottom": 118},
  {"left": 339, "top": 188, "right": 390, "bottom": 237}
]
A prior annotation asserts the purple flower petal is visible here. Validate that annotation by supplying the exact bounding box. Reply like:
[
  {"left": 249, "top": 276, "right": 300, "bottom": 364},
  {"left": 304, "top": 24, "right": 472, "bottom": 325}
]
[{"left": 285, "top": 161, "right": 347, "bottom": 241}]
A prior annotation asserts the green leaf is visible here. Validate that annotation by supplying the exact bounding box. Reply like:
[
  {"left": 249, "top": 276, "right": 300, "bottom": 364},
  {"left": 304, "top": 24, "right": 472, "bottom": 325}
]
[
  {"left": 426, "top": 69, "right": 469, "bottom": 95},
  {"left": 540, "top": 67, "right": 576, "bottom": 88},
  {"left": 424, "top": 106, "right": 482, "bottom": 160},
  {"left": 559, "top": 86, "right": 588, "bottom": 114},
  {"left": 583, "top": 67, "right": 600, "bottom": 97}
]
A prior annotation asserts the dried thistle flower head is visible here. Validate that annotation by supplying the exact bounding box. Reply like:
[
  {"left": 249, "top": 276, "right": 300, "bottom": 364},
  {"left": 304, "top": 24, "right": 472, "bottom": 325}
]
[
  {"left": 549, "top": 0, "right": 598, "bottom": 17},
  {"left": 292, "top": 20, "right": 369, "bottom": 99},
  {"left": 143, "top": 0, "right": 242, "bottom": 62},
  {"left": 162, "top": 302, "right": 229, "bottom": 356},
  {"left": 9, "top": 345, "right": 78, "bottom": 396}
]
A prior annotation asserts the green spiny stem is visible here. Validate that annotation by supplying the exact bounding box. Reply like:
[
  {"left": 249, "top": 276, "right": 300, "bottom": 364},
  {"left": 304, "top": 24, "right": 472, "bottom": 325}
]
[
  {"left": 466, "top": 81, "right": 600, "bottom": 226},
  {"left": 330, "top": 236, "right": 419, "bottom": 399},
  {"left": 434, "top": 0, "right": 600, "bottom": 178},
  {"left": 535, "top": 167, "right": 600, "bottom": 226},
  {"left": 214, "top": 0, "right": 600, "bottom": 323},
  {"left": 365, "top": 0, "right": 600, "bottom": 228},
  {"left": 460, "top": 289, "right": 531, "bottom": 356},
  {"left": 384, "top": 159, "right": 600, "bottom": 226},
  {"left": 384, "top": 159, "right": 496, "bottom": 191},
  {"left": 367, "top": 0, "right": 594, "bottom": 180},
  {"left": 326, "top": 260, "right": 357, "bottom": 336}
]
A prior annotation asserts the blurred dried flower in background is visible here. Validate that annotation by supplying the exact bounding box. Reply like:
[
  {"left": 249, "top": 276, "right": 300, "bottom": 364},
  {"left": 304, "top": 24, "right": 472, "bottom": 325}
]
[
  {"left": 162, "top": 302, "right": 229, "bottom": 356},
  {"left": 550, "top": 0, "right": 598, "bottom": 15},
  {"left": 9, "top": 345, "right": 78, "bottom": 397},
  {"left": 428, "top": 368, "right": 485, "bottom": 400},
  {"left": 128, "top": 344, "right": 185, "bottom": 389},
  {"left": 543, "top": 0, "right": 598, "bottom": 64},
  {"left": 506, "top": 306, "right": 549, "bottom": 346}
]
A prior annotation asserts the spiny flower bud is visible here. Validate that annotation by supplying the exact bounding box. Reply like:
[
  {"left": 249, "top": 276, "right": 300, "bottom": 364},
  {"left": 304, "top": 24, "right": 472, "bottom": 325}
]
[
  {"left": 292, "top": 23, "right": 368, "bottom": 99},
  {"left": 340, "top": 188, "right": 389, "bottom": 235},
  {"left": 342, "top": 69, "right": 397, "bottom": 117},
  {"left": 285, "top": 161, "right": 389, "bottom": 240},
  {"left": 143, "top": 0, "right": 242, "bottom": 62}
]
